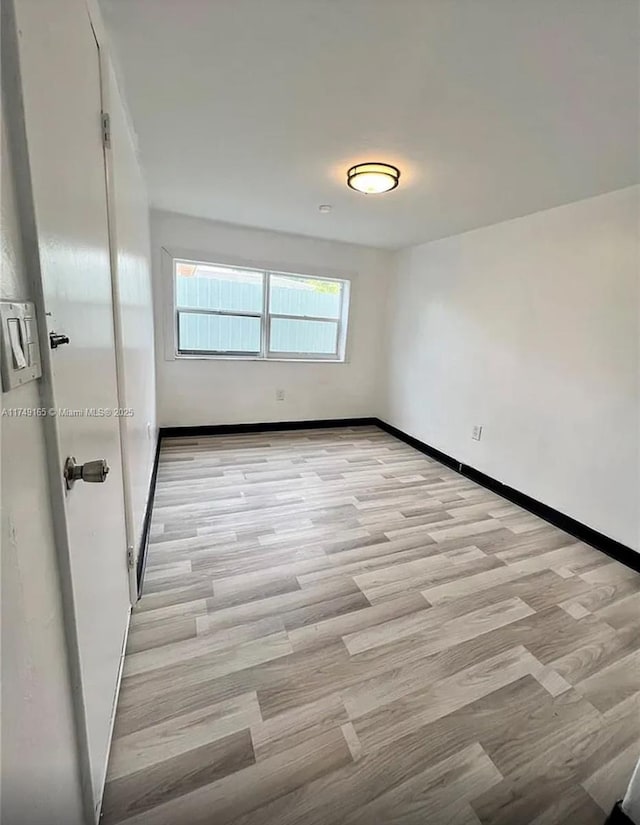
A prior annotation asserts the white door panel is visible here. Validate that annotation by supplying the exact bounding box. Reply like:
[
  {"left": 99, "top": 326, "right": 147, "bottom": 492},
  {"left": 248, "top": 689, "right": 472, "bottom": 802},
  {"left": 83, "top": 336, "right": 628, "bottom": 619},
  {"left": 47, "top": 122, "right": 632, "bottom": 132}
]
[
  {"left": 14, "top": 0, "right": 131, "bottom": 815},
  {"left": 102, "top": 63, "right": 157, "bottom": 599}
]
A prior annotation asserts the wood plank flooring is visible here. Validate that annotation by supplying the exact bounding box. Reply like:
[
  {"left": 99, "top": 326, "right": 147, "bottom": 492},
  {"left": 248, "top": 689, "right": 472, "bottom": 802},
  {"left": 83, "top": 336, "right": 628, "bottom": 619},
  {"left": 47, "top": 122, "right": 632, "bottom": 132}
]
[{"left": 102, "top": 426, "right": 640, "bottom": 824}]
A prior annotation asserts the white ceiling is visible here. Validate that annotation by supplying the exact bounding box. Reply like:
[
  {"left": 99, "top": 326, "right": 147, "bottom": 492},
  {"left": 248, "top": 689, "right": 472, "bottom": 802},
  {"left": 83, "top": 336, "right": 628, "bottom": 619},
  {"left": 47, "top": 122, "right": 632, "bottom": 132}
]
[{"left": 100, "top": 0, "right": 639, "bottom": 249}]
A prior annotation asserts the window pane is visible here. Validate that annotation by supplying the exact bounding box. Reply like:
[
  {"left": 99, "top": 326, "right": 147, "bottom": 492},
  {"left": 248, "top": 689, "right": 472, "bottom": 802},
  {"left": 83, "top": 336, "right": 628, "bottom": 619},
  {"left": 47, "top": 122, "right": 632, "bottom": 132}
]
[
  {"left": 175, "top": 261, "right": 263, "bottom": 313},
  {"left": 269, "top": 274, "right": 342, "bottom": 319},
  {"left": 270, "top": 318, "right": 338, "bottom": 354},
  {"left": 178, "top": 312, "right": 261, "bottom": 353}
]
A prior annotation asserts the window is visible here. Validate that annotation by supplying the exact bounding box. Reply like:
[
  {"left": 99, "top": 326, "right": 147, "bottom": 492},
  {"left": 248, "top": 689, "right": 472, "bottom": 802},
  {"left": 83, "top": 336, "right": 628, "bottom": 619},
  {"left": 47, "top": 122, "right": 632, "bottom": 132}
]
[{"left": 174, "top": 259, "right": 349, "bottom": 360}]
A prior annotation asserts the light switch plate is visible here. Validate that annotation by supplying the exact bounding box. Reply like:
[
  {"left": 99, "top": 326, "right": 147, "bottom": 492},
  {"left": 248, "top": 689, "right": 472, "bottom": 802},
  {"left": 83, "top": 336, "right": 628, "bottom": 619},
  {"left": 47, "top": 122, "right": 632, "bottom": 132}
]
[{"left": 0, "top": 301, "right": 42, "bottom": 391}]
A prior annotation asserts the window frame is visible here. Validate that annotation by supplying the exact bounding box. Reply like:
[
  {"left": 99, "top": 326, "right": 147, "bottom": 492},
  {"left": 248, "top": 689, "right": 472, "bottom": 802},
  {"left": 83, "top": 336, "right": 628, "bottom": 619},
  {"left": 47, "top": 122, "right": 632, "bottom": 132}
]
[
  {"left": 172, "top": 256, "right": 350, "bottom": 362},
  {"left": 176, "top": 308, "right": 265, "bottom": 358}
]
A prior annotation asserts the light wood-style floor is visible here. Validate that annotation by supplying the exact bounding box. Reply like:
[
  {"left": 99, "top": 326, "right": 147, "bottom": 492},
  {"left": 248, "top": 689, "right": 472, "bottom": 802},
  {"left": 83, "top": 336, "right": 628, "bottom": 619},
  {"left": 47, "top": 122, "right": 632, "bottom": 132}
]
[{"left": 103, "top": 426, "right": 640, "bottom": 825}]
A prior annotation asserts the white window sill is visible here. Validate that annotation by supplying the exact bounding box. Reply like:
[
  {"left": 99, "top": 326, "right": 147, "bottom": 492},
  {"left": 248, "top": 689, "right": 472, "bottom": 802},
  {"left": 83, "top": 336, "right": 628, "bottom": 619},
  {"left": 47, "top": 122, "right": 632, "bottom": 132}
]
[{"left": 173, "top": 353, "right": 348, "bottom": 364}]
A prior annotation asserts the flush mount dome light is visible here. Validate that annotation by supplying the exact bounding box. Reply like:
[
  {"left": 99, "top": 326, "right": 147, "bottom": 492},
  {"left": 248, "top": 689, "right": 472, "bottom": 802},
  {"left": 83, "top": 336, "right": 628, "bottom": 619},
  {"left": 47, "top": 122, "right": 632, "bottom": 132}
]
[{"left": 347, "top": 162, "right": 400, "bottom": 194}]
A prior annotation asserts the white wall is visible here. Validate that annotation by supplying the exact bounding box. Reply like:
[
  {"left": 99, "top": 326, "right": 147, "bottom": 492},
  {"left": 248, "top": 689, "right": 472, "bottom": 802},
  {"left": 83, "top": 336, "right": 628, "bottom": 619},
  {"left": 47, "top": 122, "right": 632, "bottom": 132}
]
[
  {"left": 383, "top": 187, "right": 639, "bottom": 550},
  {"left": 151, "top": 209, "right": 392, "bottom": 427},
  {"left": 1, "top": 86, "right": 85, "bottom": 825}
]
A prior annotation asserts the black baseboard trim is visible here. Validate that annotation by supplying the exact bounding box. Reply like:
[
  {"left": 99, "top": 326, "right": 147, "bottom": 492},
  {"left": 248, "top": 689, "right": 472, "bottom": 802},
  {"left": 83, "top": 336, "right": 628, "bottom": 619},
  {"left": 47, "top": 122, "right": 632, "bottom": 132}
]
[
  {"left": 136, "top": 433, "right": 162, "bottom": 599},
  {"left": 374, "top": 419, "right": 461, "bottom": 472},
  {"left": 375, "top": 418, "right": 639, "bottom": 575},
  {"left": 137, "top": 416, "right": 639, "bottom": 595},
  {"left": 159, "top": 417, "right": 377, "bottom": 438},
  {"left": 605, "top": 801, "right": 635, "bottom": 825}
]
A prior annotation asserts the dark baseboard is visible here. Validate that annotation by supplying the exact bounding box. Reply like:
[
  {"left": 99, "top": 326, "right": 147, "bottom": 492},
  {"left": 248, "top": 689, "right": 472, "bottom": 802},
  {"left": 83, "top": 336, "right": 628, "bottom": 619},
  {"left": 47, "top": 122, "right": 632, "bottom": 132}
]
[
  {"left": 159, "top": 417, "right": 377, "bottom": 438},
  {"left": 136, "top": 416, "right": 639, "bottom": 595},
  {"left": 375, "top": 418, "right": 639, "bottom": 575},
  {"left": 136, "top": 433, "right": 162, "bottom": 599},
  {"left": 605, "top": 801, "right": 635, "bottom": 825},
  {"left": 375, "top": 419, "right": 461, "bottom": 472}
]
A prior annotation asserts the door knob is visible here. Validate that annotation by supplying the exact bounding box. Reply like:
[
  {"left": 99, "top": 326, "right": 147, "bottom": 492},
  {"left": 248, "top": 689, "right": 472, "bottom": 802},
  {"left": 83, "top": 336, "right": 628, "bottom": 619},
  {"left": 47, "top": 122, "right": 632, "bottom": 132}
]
[{"left": 64, "top": 456, "right": 109, "bottom": 488}]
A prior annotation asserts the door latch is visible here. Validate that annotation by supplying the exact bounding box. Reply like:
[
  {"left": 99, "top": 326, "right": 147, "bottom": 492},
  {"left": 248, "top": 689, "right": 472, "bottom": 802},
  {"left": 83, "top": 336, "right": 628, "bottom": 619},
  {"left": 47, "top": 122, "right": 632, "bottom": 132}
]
[
  {"left": 64, "top": 456, "right": 110, "bottom": 489},
  {"left": 49, "top": 332, "right": 70, "bottom": 349}
]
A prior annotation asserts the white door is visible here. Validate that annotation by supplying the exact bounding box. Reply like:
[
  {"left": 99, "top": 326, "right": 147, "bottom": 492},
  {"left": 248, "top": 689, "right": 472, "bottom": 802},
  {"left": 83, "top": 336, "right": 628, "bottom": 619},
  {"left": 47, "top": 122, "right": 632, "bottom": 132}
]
[
  {"left": 14, "top": 0, "right": 131, "bottom": 816},
  {"left": 101, "top": 62, "right": 157, "bottom": 603}
]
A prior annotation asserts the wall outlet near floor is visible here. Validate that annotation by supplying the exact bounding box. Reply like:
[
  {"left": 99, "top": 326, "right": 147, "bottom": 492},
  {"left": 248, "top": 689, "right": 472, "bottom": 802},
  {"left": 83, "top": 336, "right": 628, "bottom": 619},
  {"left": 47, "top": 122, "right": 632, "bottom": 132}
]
[
  {"left": 276, "top": 389, "right": 285, "bottom": 401},
  {"left": 471, "top": 425, "right": 483, "bottom": 441}
]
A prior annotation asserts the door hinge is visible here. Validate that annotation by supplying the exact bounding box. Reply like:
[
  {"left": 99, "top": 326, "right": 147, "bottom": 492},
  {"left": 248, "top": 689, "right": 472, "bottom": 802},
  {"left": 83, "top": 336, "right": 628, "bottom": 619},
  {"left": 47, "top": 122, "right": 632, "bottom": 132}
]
[
  {"left": 127, "top": 546, "right": 135, "bottom": 570},
  {"left": 101, "top": 112, "right": 111, "bottom": 148}
]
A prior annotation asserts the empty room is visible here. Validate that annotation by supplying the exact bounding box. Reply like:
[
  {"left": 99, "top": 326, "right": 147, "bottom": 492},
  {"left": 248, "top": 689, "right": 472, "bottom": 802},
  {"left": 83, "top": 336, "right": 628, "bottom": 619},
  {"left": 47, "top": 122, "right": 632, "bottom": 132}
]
[{"left": 2, "top": 1, "right": 639, "bottom": 824}]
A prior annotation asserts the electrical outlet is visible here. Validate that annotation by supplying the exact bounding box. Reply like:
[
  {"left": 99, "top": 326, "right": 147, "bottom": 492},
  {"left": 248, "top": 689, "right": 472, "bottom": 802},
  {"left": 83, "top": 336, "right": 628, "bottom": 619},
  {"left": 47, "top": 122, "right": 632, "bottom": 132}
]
[
  {"left": 276, "top": 389, "right": 285, "bottom": 401},
  {"left": 471, "top": 425, "right": 483, "bottom": 441}
]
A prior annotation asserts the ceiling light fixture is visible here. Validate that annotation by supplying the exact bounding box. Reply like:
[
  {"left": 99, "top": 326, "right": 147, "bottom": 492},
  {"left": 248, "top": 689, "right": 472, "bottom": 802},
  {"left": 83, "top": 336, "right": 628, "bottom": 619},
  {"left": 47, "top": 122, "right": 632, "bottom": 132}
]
[
  {"left": 318, "top": 204, "right": 332, "bottom": 213},
  {"left": 347, "top": 162, "right": 400, "bottom": 194}
]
